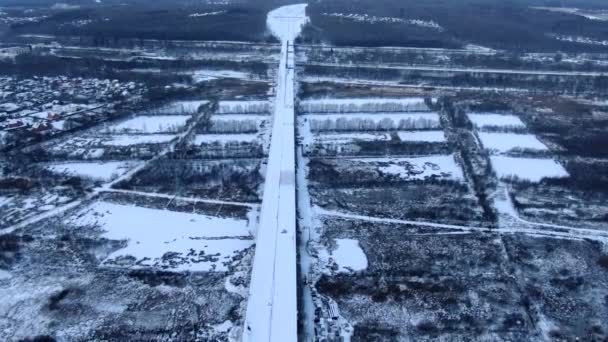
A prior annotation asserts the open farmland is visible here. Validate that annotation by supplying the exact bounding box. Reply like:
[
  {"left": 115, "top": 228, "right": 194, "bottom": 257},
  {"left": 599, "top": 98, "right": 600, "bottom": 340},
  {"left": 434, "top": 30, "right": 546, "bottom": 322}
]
[
  {"left": 0, "top": 28, "right": 277, "bottom": 339},
  {"left": 295, "top": 42, "right": 608, "bottom": 341},
  {"left": 2, "top": 1, "right": 608, "bottom": 341}
]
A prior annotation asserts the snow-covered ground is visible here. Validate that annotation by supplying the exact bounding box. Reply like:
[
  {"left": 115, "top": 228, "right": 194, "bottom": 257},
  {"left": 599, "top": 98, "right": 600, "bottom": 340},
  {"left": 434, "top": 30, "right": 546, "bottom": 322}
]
[
  {"left": 397, "top": 130, "right": 446, "bottom": 142},
  {"left": 490, "top": 156, "right": 569, "bottom": 182},
  {"left": 191, "top": 70, "right": 254, "bottom": 83},
  {"left": 478, "top": 132, "right": 548, "bottom": 153},
  {"left": 65, "top": 201, "right": 255, "bottom": 272},
  {"left": 351, "top": 155, "right": 464, "bottom": 181},
  {"left": 467, "top": 113, "right": 526, "bottom": 130},
  {"left": 192, "top": 133, "right": 259, "bottom": 145},
  {"left": 101, "top": 115, "right": 191, "bottom": 134},
  {"left": 100, "top": 134, "right": 177, "bottom": 146},
  {"left": 322, "top": 239, "right": 368, "bottom": 274},
  {"left": 300, "top": 97, "right": 430, "bottom": 113},
  {"left": 152, "top": 100, "right": 209, "bottom": 114},
  {"left": 45, "top": 161, "right": 136, "bottom": 181}
]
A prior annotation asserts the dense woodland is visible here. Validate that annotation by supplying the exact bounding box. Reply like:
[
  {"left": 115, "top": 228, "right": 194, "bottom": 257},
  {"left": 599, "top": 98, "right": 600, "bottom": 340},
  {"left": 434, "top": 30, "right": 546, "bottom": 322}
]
[
  {"left": 3, "top": 0, "right": 608, "bottom": 52},
  {"left": 301, "top": 0, "right": 608, "bottom": 52}
]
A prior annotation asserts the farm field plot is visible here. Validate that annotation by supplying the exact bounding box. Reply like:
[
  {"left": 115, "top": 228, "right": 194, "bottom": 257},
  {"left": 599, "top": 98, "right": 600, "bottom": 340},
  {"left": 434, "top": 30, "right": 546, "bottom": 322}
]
[
  {"left": 490, "top": 156, "right": 568, "bottom": 182},
  {"left": 310, "top": 183, "right": 484, "bottom": 224},
  {"left": 0, "top": 191, "right": 76, "bottom": 228},
  {"left": 0, "top": 64, "right": 260, "bottom": 340},
  {"left": 309, "top": 155, "right": 464, "bottom": 183},
  {"left": 44, "top": 160, "right": 138, "bottom": 182},
  {"left": 115, "top": 157, "right": 264, "bottom": 203},
  {"left": 463, "top": 111, "right": 606, "bottom": 230},
  {"left": 100, "top": 115, "right": 192, "bottom": 134},
  {"left": 0, "top": 194, "right": 256, "bottom": 341},
  {"left": 151, "top": 100, "right": 210, "bottom": 115},
  {"left": 310, "top": 217, "right": 608, "bottom": 341},
  {"left": 468, "top": 113, "right": 526, "bottom": 130},
  {"left": 192, "top": 133, "right": 260, "bottom": 145},
  {"left": 478, "top": 132, "right": 548, "bottom": 154},
  {"left": 297, "top": 96, "right": 493, "bottom": 341},
  {"left": 4, "top": 3, "right": 608, "bottom": 340},
  {"left": 298, "top": 96, "right": 484, "bottom": 225},
  {"left": 65, "top": 200, "right": 255, "bottom": 272}
]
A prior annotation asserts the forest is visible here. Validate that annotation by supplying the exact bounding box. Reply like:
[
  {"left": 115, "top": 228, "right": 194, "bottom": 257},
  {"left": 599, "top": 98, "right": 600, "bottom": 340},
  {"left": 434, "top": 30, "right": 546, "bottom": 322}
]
[{"left": 301, "top": 0, "right": 608, "bottom": 52}]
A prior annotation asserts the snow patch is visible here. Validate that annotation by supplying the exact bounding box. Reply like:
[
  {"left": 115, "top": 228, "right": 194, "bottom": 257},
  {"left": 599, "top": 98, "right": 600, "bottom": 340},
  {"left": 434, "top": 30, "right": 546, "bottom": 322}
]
[
  {"left": 352, "top": 155, "right": 464, "bottom": 181},
  {"left": 102, "top": 115, "right": 191, "bottom": 134},
  {"left": 101, "top": 134, "right": 176, "bottom": 146},
  {"left": 468, "top": 113, "right": 525, "bottom": 130},
  {"left": 65, "top": 202, "right": 255, "bottom": 272},
  {"left": 491, "top": 156, "right": 569, "bottom": 182},
  {"left": 0, "top": 270, "right": 11, "bottom": 280},
  {"left": 478, "top": 132, "right": 548, "bottom": 153},
  {"left": 397, "top": 130, "right": 446, "bottom": 142},
  {"left": 329, "top": 239, "right": 368, "bottom": 273},
  {"left": 45, "top": 161, "right": 136, "bottom": 181}
]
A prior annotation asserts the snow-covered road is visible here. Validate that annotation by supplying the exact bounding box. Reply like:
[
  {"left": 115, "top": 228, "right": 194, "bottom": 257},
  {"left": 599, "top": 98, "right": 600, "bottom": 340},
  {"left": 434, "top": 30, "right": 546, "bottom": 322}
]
[{"left": 243, "top": 4, "right": 308, "bottom": 342}]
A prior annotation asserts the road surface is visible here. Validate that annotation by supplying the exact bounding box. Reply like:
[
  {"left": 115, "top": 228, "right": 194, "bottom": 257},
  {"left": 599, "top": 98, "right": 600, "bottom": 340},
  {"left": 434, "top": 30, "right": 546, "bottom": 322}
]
[{"left": 243, "top": 4, "right": 308, "bottom": 342}]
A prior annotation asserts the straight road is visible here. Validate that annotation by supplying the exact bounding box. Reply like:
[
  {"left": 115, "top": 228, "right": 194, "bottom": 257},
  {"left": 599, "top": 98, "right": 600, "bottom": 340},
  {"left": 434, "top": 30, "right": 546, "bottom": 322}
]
[{"left": 243, "top": 4, "right": 307, "bottom": 342}]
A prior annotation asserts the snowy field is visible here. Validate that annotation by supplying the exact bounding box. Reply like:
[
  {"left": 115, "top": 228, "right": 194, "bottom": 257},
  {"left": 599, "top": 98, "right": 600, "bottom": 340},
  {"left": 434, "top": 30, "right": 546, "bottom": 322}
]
[
  {"left": 45, "top": 161, "right": 136, "bottom": 181},
  {"left": 218, "top": 100, "right": 270, "bottom": 114},
  {"left": 192, "top": 134, "right": 260, "bottom": 145},
  {"left": 478, "top": 132, "right": 548, "bottom": 153},
  {"left": 101, "top": 115, "right": 191, "bottom": 134},
  {"left": 48, "top": 134, "right": 176, "bottom": 152},
  {"left": 151, "top": 100, "right": 209, "bottom": 114},
  {"left": 65, "top": 202, "right": 255, "bottom": 272},
  {"left": 491, "top": 156, "right": 569, "bottom": 182},
  {"left": 101, "top": 134, "right": 176, "bottom": 146},
  {"left": 467, "top": 113, "right": 526, "bottom": 130},
  {"left": 303, "top": 113, "right": 441, "bottom": 132},
  {"left": 299, "top": 97, "right": 430, "bottom": 113},
  {"left": 397, "top": 130, "right": 446, "bottom": 142},
  {"left": 191, "top": 70, "right": 253, "bottom": 83},
  {"left": 351, "top": 155, "right": 464, "bottom": 181}
]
